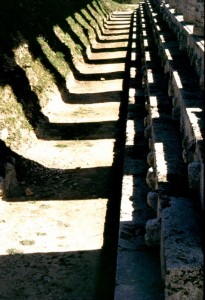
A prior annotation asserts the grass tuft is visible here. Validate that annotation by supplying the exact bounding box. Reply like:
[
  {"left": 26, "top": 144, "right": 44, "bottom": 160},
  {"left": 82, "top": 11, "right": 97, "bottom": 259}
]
[{"left": 19, "top": 240, "right": 35, "bottom": 246}]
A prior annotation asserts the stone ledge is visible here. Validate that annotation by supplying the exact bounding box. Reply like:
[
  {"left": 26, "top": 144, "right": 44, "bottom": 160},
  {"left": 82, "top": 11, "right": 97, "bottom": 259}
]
[{"left": 161, "top": 197, "right": 204, "bottom": 300}]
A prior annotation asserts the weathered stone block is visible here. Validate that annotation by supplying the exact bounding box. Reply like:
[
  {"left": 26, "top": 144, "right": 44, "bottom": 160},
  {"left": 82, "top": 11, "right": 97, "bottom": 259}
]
[
  {"left": 3, "top": 163, "right": 21, "bottom": 198},
  {"left": 157, "top": 194, "right": 171, "bottom": 217},
  {"left": 161, "top": 197, "right": 204, "bottom": 300},
  {"left": 147, "top": 191, "right": 158, "bottom": 212},
  {"left": 148, "top": 137, "right": 154, "bottom": 150},
  {"left": 146, "top": 167, "right": 157, "bottom": 190},
  {"left": 188, "top": 160, "right": 201, "bottom": 190},
  {"left": 145, "top": 217, "right": 161, "bottom": 247},
  {"left": 175, "top": 0, "right": 186, "bottom": 15},
  {"left": 0, "top": 176, "right": 4, "bottom": 197},
  {"left": 144, "top": 114, "right": 151, "bottom": 126},
  {"left": 169, "top": 0, "right": 177, "bottom": 8},
  {"left": 172, "top": 105, "right": 180, "bottom": 120},
  {"left": 147, "top": 151, "right": 155, "bottom": 167},
  {"left": 144, "top": 125, "right": 152, "bottom": 139},
  {"left": 184, "top": 0, "right": 196, "bottom": 23},
  {"left": 194, "top": 0, "right": 204, "bottom": 36}
]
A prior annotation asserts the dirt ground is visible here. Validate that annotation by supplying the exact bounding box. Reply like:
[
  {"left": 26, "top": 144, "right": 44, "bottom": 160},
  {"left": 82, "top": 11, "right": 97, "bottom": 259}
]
[{"left": 0, "top": 9, "right": 136, "bottom": 300}]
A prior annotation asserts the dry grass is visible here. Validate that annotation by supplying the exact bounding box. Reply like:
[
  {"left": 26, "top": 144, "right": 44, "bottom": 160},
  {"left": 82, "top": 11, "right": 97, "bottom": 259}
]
[{"left": 0, "top": 0, "right": 124, "bottom": 151}]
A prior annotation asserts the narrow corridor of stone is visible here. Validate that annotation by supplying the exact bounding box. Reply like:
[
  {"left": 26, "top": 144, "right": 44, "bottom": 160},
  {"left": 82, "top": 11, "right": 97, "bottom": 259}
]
[{"left": 114, "top": 9, "right": 164, "bottom": 300}]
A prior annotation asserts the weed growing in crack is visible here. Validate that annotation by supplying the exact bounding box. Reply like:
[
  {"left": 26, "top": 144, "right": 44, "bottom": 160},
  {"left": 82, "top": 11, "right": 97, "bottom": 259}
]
[
  {"left": 20, "top": 240, "right": 35, "bottom": 246},
  {"left": 6, "top": 248, "right": 24, "bottom": 255},
  {"left": 36, "top": 232, "right": 47, "bottom": 236},
  {"left": 55, "top": 143, "right": 68, "bottom": 148}
]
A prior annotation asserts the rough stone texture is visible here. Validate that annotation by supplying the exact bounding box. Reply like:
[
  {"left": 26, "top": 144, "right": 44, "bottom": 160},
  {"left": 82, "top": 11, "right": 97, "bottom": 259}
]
[
  {"left": 0, "top": 176, "right": 4, "bottom": 197},
  {"left": 157, "top": 0, "right": 204, "bottom": 90},
  {"left": 146, "top": 167, "right": 157, "bottom": 190},
  {"left": 144, "top": 125, "right": 152, "bottom": 139},
  {"left": 157, "top": 194, "right": 171, "bottom": 217},
  {"left": 145, "top": 0, "right": 204, "bottom": 209},
  {"left": 140, "top": 3, "right": 204, "bottom": 299},
  {"left": 3, "top": 163, "right": 20, "bottom": 198},
  {"left": 145, "top": 217, "right": 161, "bottom": 247},
  {"left": 171, "top": 105, "right": 180, "bottom": 120},
  {"left": 169, "top": 0, "right": 177, "bottom": 8},
  {"left": 157, "top": 0, "right": 204, "bottom": 38},
  {"left": 175, "top": 0, "right": 186, "bottom": 14},
  {"left": 188, "top": 160, "right": 201, "bottom": 190},
  {"left": 184, "top": 0, "right": 197, "bottom": 23},
  {"left": 147, "top": 191, "right": 158, "bottom": 212},
  {"left": 193, "top": 0, "right": 204, "bottom": 36},
  {"left": 147, "top": 151, "right": 155, "bottom": 167},
  {"left": 161, "top": 197, "right": 204, "bottom": 300},
  {"left": 115, "top": 251, "right": 164, "bottom": 300}
]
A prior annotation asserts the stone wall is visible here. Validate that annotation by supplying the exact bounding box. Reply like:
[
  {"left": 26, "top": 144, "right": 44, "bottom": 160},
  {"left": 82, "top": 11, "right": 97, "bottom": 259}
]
[
  {"left": 156, "top": 0, "right": 205, "bottom": 36},
  {"left": 140, "top": 1, "right": 204, "bottom": 298},
  {"left": 194, "top": 0, "right": 205, "bottom": 36},
  {"left": 153, "top": 0, "right": 204, "bottom": 91}
]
